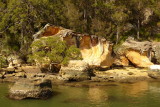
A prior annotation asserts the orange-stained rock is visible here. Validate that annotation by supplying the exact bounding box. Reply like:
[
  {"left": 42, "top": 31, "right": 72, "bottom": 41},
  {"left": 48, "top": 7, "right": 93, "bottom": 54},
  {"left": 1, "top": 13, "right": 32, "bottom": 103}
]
[
  {"left": 33, "top": 24, "right": 114, "bottom": 68},
  {"left": 42, "top": 26, "right": 60, "bottom": 37},
  {"left": 114, "top": 56, "right": 129, "bottom": 66},
  {"left": 125, "top": 50, "right": 153, "bottom": 67},
  {"left": 80, "top": 36, "right": 114, "bottom": 68},
  {"left": 100, "top": 42, "right": 115, "bottom": 67}
]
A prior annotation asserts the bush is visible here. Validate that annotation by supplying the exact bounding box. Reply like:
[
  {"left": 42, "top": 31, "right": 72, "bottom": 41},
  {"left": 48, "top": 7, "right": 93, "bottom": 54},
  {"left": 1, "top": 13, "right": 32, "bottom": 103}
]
[
  {"left": 28, "top": 36, "right": 82, "bottom": 66},
  {"left": 0, "top": 55, "right": 7, "bottom": 68}
]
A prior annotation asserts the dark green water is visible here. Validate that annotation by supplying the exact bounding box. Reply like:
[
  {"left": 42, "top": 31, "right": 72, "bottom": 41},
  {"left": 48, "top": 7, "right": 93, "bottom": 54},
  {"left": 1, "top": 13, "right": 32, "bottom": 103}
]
[{"left": 1, "top": 81, "right": 160, "bottom": 107}]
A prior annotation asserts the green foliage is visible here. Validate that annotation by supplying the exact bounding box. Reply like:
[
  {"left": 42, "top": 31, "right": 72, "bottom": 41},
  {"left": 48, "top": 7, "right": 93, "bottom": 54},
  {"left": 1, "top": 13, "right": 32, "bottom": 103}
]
[
  {"left": 0, "top": 0, "right": 160, "bottom": 58},
  {"left": 0, "top": 55, "right": 7, "bottom": 68},
  {"left": 28, "top": 37, "right": 82, "bottom": 66},
  {"left": 0, "top": 0, "right": 65, "bottom": 55},
  {"left": 154, "top": 34, "right": 160, "bottom": 42}
]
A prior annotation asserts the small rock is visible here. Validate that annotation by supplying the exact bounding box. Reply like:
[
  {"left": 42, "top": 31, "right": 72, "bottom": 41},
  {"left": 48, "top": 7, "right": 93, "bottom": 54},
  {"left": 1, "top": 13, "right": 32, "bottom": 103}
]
[
  {"left": 4, "top": 74, "right": 15, "bottom": 78},
  {"left": 15, "top": 68, "right": 23, "bottom": 72},
  {"left": 128, "top": 72, "right": 134, "bottom": 75},
  {"left": 26, "top": 73, "right": 37, "bottom": 78},
  {"left": 148, "top": 65, "right": 160, "bottom": 79},
  {"left": 15, "top": 72, "right": 26, "bottom": 77},
  {"left": 22, "top": 66, "right": 42, "bottom": 73},
  {"left": 6, "top": 67, "right": 15, "bottom": 74},
  {"left": 35, "top": 73, "right": 46, "bottom": 78}
]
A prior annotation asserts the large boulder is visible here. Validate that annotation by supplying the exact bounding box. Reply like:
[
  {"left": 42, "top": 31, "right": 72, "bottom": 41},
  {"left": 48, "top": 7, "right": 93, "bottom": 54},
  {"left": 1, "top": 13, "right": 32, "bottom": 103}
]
[
  {"left": 59, "top": 60, "right": 91, "bottom": 81},
  {"left": 152, "top": 42, "right": 160, "bottom": 64},
  {"left": 114, "top": 37, "right": 153, "bottom": 67},
  {"left": 126, "top": 50, "right": 153, "bottom": 67},
  {"left": 148, "top": 65, "right": 160, "bottom": 79},
  {"left": 9, "top": 78, "right": 53, "bottom": 100}
]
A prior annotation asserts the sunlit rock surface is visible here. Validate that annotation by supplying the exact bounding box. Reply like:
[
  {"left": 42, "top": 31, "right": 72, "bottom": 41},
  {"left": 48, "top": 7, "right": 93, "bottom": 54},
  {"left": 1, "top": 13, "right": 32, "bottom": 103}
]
[
  {"left": 92, "top": 67, "right": 149, "bottom": 82},
  {"left": 114, "top": 37, "right": 153, "bottom": 67},
  {"left": 33, "top": 24, "right": 114, "bottom": 68},
  {"left": 152, "top": 42, "right": 160, "bottom": 64},
  {"left": 126, "top": 50, "right": 153, "bottom": 67}
]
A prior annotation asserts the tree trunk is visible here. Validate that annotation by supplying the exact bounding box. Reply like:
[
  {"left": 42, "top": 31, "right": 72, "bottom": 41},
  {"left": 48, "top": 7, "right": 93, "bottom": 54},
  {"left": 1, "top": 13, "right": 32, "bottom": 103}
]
[
  {"left": 137, "top": 19, "right": 140, "bottom": 39},
  {"left": 116, "top": 25, "right": 119, "bottom": 44}
]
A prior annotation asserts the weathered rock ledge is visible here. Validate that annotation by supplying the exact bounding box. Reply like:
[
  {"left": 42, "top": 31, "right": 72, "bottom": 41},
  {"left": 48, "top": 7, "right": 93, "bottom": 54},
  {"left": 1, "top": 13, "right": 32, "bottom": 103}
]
[
  {"left": 92, "top": 67, "right": 149, "bottom": 83},
  {"left": 9, "top": 78, "right": 53, "bottom": 100},
  {"left": 0, "top": 65, "right": 159, "bottom": 84}
]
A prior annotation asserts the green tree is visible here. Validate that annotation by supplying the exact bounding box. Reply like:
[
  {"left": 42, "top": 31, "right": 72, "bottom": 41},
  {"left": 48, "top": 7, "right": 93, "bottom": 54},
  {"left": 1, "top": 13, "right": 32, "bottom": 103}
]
[
  {"left": 0, "top": 55, "right": 7, "bottom": 68},
  {"left": 29, "top": 37, "right": 82, "bottom": 67},
  {"left": 0, "top": 0, "right": 65, "bottom": 55}
]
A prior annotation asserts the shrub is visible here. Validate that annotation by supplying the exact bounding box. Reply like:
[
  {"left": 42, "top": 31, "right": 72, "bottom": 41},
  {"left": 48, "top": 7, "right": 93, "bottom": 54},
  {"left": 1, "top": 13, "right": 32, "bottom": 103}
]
[
  {"left": 28, "top": 36, "right": 82, "bottom": 66},
  {"left": 0, "top": 55, "right": 7, "bottom": 68}
]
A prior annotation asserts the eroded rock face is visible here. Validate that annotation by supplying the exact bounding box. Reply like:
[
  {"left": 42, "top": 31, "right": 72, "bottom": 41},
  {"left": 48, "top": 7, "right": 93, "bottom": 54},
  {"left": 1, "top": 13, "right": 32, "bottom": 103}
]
[
  {"left": 114, "top": 37, "right": 153, "bottom": 67},
  {"left": 152, "top": 42, "right": 160, "bottom": 64},
  {"left": 9, "top": 78, "right": 53, "bottom": 100},
  {"left": 59, "top": 60, "right": 91, "bottom": 81},
  {"left": 33, "top": 24, "right": 114, "bottom": 68},
  {"left": 114, "top": 56, "right": 129, "bottom": 66},
  {"left": 126, "top": 50, "right": 153, "bottom": 67},
  {"left": 80, "top": 36, "right": 114, "bottom": 67}
]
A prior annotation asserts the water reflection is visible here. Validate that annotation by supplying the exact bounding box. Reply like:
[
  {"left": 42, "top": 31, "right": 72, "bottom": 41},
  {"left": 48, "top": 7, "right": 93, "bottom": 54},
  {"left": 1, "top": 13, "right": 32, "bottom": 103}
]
[
  {"left": 122, "top": 81, "right": 149, "bottom": 97},
  {"left": 88, "top": 87, "right": 108, "bottom": 103},
  {"left": 149, "top": 81, "right": 160, "bottom": 93},
  {"left": 2, "top": 81, "right": 160, "bottom": 107}
]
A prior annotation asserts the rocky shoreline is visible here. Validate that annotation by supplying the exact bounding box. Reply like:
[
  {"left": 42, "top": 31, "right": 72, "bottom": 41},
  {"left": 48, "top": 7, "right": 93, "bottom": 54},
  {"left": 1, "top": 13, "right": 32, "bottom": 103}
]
[
  {"left": 1, "top": 62, "right": 160, "bottom": 100},
  {"left": 0, "top": 65, "right": 159, "bottom": 84}
]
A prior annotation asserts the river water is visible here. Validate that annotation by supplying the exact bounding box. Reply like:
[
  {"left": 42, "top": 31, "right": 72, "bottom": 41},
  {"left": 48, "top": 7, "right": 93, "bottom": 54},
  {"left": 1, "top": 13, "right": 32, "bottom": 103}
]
[{"left": 1, "top": 81, "right": 160, "bottom": 107}]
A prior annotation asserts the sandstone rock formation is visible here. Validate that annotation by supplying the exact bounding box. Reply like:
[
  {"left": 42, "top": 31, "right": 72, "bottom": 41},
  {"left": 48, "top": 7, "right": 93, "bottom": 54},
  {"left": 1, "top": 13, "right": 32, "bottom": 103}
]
[
  {"left": 9, "top": 78, "right": 53, "bottom": 100},
  {"left": 126, "top": 50, "right": 153, "bottom": 67},
  {"left": 114, "top": 56, "right": 129, "bottom": 66},
  {"left": 152, "top": 42, "right": 160, "bottom": 64},
  {"left": 92, "top": 67, "right": 149, "bottom": 82},
  {"left": 59, "top": 60, "right": 91, "bottom": 81},
  {"left": 114, "top": 37, "right": 153, "bottom": 67},
  {"left": 33, "top": 24, "right": 159, "bottom": 69},
  {"left": 33, "top": 24, "right": 114, "bottom": 68}
]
